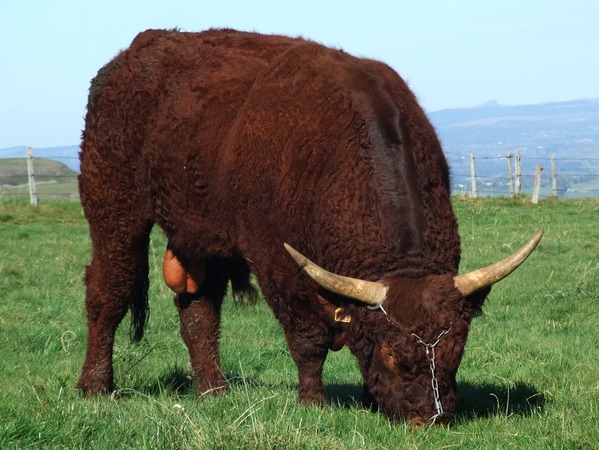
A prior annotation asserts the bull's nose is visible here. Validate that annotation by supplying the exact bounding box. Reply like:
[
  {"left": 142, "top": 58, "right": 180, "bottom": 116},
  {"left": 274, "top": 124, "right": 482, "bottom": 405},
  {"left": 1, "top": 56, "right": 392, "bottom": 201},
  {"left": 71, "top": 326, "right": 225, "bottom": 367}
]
[
  {"left": 409, "top": 417, "right": 426, "bottom": 427},
  {"left": 409, "top": 413, "right": 451, "bottom": 427}
]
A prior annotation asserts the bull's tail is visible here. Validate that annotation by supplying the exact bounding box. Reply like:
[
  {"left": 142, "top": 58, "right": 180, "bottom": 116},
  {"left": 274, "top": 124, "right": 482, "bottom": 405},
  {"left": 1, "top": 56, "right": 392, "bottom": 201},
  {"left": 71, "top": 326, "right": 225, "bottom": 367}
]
[
  {"left": 130, "top": 264, "right": 150, "bottom": 342},
  {"left": 228, "top": 256, "right": 259, "bottom": 306}
]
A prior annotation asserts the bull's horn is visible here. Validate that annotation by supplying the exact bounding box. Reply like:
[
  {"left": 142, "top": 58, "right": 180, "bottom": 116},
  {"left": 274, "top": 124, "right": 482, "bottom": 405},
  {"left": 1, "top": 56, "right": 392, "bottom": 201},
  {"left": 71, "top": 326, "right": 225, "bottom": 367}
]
[
  {"left": 284, "top": 243, "right": 388, "bottom": 306},
  {"left": 454, "top": 228, "right": 544, "bottom": 296}
]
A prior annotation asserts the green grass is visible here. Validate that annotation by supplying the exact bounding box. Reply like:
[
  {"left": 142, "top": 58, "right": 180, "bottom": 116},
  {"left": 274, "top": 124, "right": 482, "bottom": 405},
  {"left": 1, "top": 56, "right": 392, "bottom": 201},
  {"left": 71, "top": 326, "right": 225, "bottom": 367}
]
[{"left": 0, "top": 197, "right": 597, "bottom": 449}]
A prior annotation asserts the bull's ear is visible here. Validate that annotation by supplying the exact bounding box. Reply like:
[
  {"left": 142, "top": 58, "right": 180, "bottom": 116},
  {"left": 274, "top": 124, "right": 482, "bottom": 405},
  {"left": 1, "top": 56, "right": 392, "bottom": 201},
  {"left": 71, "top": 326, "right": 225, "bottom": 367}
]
[
  {"left": 465, "top": 286, "right": 491, "bottom": 318},
  {"left": 315, "top": 293, "right": 353, "bottom": 324}
]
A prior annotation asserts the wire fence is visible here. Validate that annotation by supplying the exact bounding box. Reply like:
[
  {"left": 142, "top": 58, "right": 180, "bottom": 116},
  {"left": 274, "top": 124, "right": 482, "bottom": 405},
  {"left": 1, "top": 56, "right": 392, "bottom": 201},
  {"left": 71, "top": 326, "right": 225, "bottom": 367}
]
[
  {"left": 1, "top": 149, "right": 599, "bottom": 204},
  {"left": 446, "top": 151, "right": 599, "bottom": 200},
  {"left": 0, "top": 151, "right": 80, "bottom": 202}
]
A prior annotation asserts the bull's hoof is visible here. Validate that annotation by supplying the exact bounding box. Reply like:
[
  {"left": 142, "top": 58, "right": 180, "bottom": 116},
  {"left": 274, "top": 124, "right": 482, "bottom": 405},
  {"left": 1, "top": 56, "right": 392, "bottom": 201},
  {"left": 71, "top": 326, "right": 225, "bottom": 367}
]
[
  {"left": 76, "top": 379, "right": 114, "bottom": 397},
  {"left": 298, "top": 392, "right": 329, "bottom": 407},
  {"left": 409, "top": 417, "right": 426, "bottom": 427}
]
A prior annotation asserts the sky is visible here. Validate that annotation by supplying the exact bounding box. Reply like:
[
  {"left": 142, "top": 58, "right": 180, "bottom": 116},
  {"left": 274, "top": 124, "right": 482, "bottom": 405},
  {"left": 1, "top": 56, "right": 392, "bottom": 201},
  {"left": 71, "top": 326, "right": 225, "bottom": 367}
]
[{"left": 1, "top": 0, "right": 598, "bottom": 148}]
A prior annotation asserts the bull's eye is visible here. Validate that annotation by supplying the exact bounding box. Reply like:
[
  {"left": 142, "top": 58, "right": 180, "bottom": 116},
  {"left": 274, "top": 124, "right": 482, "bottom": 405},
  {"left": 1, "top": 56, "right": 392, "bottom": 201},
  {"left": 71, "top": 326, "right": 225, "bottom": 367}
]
[{"left": 380, "top": 343, "right": 396, "bottom": 370}]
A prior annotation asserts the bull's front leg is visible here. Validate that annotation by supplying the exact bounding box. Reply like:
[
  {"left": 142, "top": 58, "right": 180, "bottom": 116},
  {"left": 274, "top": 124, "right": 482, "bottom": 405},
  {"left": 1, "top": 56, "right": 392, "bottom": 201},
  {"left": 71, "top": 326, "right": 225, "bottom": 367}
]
[{"left": 283, "top": 326, "right": 330, "bottom": 406}]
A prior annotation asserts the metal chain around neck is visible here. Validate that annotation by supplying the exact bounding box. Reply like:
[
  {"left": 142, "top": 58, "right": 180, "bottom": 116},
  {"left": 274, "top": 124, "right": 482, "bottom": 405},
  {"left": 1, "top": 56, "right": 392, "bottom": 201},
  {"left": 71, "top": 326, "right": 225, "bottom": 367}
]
[{"left": 411, "top": 324, "right": 453, "bottom": 422}]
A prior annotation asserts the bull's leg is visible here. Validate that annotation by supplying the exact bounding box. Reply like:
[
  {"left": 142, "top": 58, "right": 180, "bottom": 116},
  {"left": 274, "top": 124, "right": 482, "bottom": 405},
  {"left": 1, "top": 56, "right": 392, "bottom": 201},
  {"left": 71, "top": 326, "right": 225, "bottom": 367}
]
[
  {"left": 77, "top": 225, "right": 152, "bottom": 396},
  {"left": 284, "top": 330, "right": 330, "bottom": 406},
  {"left": 234, "top": 244, "right": 332, "bottom": 405},
  {"left": 258, "top": 283, "right": 332, "bottom": 405},
  {"left": 174, "top": 259, "right": 229, "bottom": 396}
]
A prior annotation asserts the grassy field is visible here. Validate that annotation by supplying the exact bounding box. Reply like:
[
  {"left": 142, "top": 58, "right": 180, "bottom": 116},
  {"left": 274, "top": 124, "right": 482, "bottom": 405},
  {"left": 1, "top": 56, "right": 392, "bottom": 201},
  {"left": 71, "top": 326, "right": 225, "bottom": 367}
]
[{"left": 0, "top": 197, "right": 597, "bottom": 449}]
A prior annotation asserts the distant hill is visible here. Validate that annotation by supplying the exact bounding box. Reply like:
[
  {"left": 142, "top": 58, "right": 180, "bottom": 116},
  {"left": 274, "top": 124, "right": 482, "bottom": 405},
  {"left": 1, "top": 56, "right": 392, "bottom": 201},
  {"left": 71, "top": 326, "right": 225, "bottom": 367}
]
[
  {"left": 428, "top": 98, "right": 599, "bottom": 158},
  {"left": 0, "top": 146, "right": 80, "bottom": 172},
  {"left": 0, "top": 157, "right": 79, "bottom": 200},
  {"left": 0, "top": 158, "right": 78, "bottom": 186}
]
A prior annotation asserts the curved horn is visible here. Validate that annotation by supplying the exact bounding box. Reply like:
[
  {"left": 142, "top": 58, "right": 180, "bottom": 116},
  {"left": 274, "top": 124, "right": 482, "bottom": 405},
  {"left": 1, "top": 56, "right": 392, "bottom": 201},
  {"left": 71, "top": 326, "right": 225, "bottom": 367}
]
[
  {"left": 454, "top": 228, "right": 544, "bottom": 296},
  {"left": 284, "top": 243, "right": 388, "bottom": 306}
]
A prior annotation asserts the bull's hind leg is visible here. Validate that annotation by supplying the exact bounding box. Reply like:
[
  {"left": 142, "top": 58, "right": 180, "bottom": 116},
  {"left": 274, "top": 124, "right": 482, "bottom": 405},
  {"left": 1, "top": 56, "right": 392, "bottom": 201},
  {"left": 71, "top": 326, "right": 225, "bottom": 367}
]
[
  {"left": 76, "top": 220, "right": 152, "bottom": 396},
  {"left": 174, "top": 259, "right": 229, "bottom": 396}
]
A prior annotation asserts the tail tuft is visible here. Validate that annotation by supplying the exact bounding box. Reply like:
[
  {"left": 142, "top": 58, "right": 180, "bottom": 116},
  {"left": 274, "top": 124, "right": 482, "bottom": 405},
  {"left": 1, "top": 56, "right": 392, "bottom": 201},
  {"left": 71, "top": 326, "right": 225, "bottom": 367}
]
[
  {"left": 129, "top": 274, "right": 150, "bottom": 342},
  {"left": 228, "top": 257, "right": 259, "bottom": 306}
]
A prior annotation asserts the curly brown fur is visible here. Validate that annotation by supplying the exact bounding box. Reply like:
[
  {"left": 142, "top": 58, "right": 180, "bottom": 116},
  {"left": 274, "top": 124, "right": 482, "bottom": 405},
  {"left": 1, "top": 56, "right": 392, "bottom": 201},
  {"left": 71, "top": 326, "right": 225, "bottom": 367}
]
[{"left": 78, "top": 29, "right": 487, "bottom": 423}]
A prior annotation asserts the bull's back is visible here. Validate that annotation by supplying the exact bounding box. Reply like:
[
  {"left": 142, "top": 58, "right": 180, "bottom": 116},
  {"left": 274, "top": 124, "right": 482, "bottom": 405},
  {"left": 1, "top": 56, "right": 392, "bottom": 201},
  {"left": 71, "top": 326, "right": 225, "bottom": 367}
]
[
  {"left": 82, "top": 29, "right": 297, "bottom": 167},
  {"left": 79, "top": 30, "right": 300, "bottom": 252},
  {"left": 80, "top": 29, "right": 458, "bottom": 272}
]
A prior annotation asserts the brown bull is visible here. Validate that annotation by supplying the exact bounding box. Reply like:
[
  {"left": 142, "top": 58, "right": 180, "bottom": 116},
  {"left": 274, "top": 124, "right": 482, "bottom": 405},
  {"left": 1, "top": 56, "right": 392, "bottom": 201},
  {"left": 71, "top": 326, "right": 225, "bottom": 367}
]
[{"left": 77, "top": 28, "right": 542, "bottom": 424}]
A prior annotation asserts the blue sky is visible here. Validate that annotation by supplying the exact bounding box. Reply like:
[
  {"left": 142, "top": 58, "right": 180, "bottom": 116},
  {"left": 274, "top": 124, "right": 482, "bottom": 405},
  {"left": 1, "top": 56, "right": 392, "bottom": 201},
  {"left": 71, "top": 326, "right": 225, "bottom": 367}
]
[{"left": 1, "top": 0, "right": 597, "bottom": 148}]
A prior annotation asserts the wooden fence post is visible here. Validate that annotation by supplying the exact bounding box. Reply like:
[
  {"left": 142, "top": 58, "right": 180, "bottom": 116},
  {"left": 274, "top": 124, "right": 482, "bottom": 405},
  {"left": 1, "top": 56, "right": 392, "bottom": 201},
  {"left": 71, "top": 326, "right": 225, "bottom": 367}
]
[
  {"left": 506, "top": 153, "right": 514, "bottom": 197},
  {"left": 26, "top": 146, "right": 38, "bottom": 207},
  {"left": 470, "top": 153, "right": 478, "bottom": 198},
  {"left": 531, "top": 164, "right": 543, "bottom": 204},
  {"left": 551, "top": 154, "right": 558, "bottom": 198},
  {"left": 515, "top": 148, "right": 521, "bottom": 195}
]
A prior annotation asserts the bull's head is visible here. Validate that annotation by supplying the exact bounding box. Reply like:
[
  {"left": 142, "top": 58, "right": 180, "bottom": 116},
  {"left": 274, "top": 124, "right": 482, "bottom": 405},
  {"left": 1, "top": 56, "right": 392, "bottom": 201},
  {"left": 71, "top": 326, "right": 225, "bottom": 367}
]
[{"left": 284, "top": 229, "right": 543, "bottom": 425}]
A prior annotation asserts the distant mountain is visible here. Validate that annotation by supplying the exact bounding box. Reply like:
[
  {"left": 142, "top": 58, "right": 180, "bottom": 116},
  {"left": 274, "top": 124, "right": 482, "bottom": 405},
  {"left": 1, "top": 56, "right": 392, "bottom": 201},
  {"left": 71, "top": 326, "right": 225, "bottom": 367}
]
[{"left": 428, "top": 98, "right": 599, "bottom": 158}]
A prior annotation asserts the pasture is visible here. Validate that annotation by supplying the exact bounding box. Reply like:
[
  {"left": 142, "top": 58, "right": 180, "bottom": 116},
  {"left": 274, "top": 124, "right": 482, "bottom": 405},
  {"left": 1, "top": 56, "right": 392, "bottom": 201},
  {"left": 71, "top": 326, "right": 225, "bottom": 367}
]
[{"left": 0, "top": 197, "right": 597, "bottom": 449}]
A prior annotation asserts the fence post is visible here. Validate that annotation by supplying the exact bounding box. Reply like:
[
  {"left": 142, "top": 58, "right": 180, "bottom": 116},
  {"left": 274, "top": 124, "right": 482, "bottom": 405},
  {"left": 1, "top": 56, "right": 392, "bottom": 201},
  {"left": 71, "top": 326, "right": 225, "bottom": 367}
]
[
  {"left": 26, "top": 146, "right": 38, "bottom": 207},
  {"left": 531, "top": 164, "right": 543, "bottom": 204},
  {"left": 506, "top": 152, "right": 514, "bottom": 197},
  {"left": 551, "top": 154, "right": 558, "bottom": 198},
  {"left": 470, "top": 153, "right": 478, "bottom": 198},
  {"left": 515, "top": 148, "right": 521, "bottom": 195}
]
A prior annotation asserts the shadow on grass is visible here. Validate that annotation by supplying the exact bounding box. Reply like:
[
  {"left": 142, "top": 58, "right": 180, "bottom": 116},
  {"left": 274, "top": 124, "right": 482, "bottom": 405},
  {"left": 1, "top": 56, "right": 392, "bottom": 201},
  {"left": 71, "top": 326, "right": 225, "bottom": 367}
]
[
  {"left": 136, "top": 368, "right": 545, "bottom": 423},
  {"left": 326, "top": 380, "right": 545, "bottom": 421},
  {"left": 326, "top": 383, "right": 364, "bottom": 408},
  {"left": 142, "top": 366, "right": 193, "bottom": 396},
  {"left": 455, "top": 380, "right": 545, "bottom": 421},
  {"left": 137, "top": 367, "right": 269, "bottom": 397}
]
